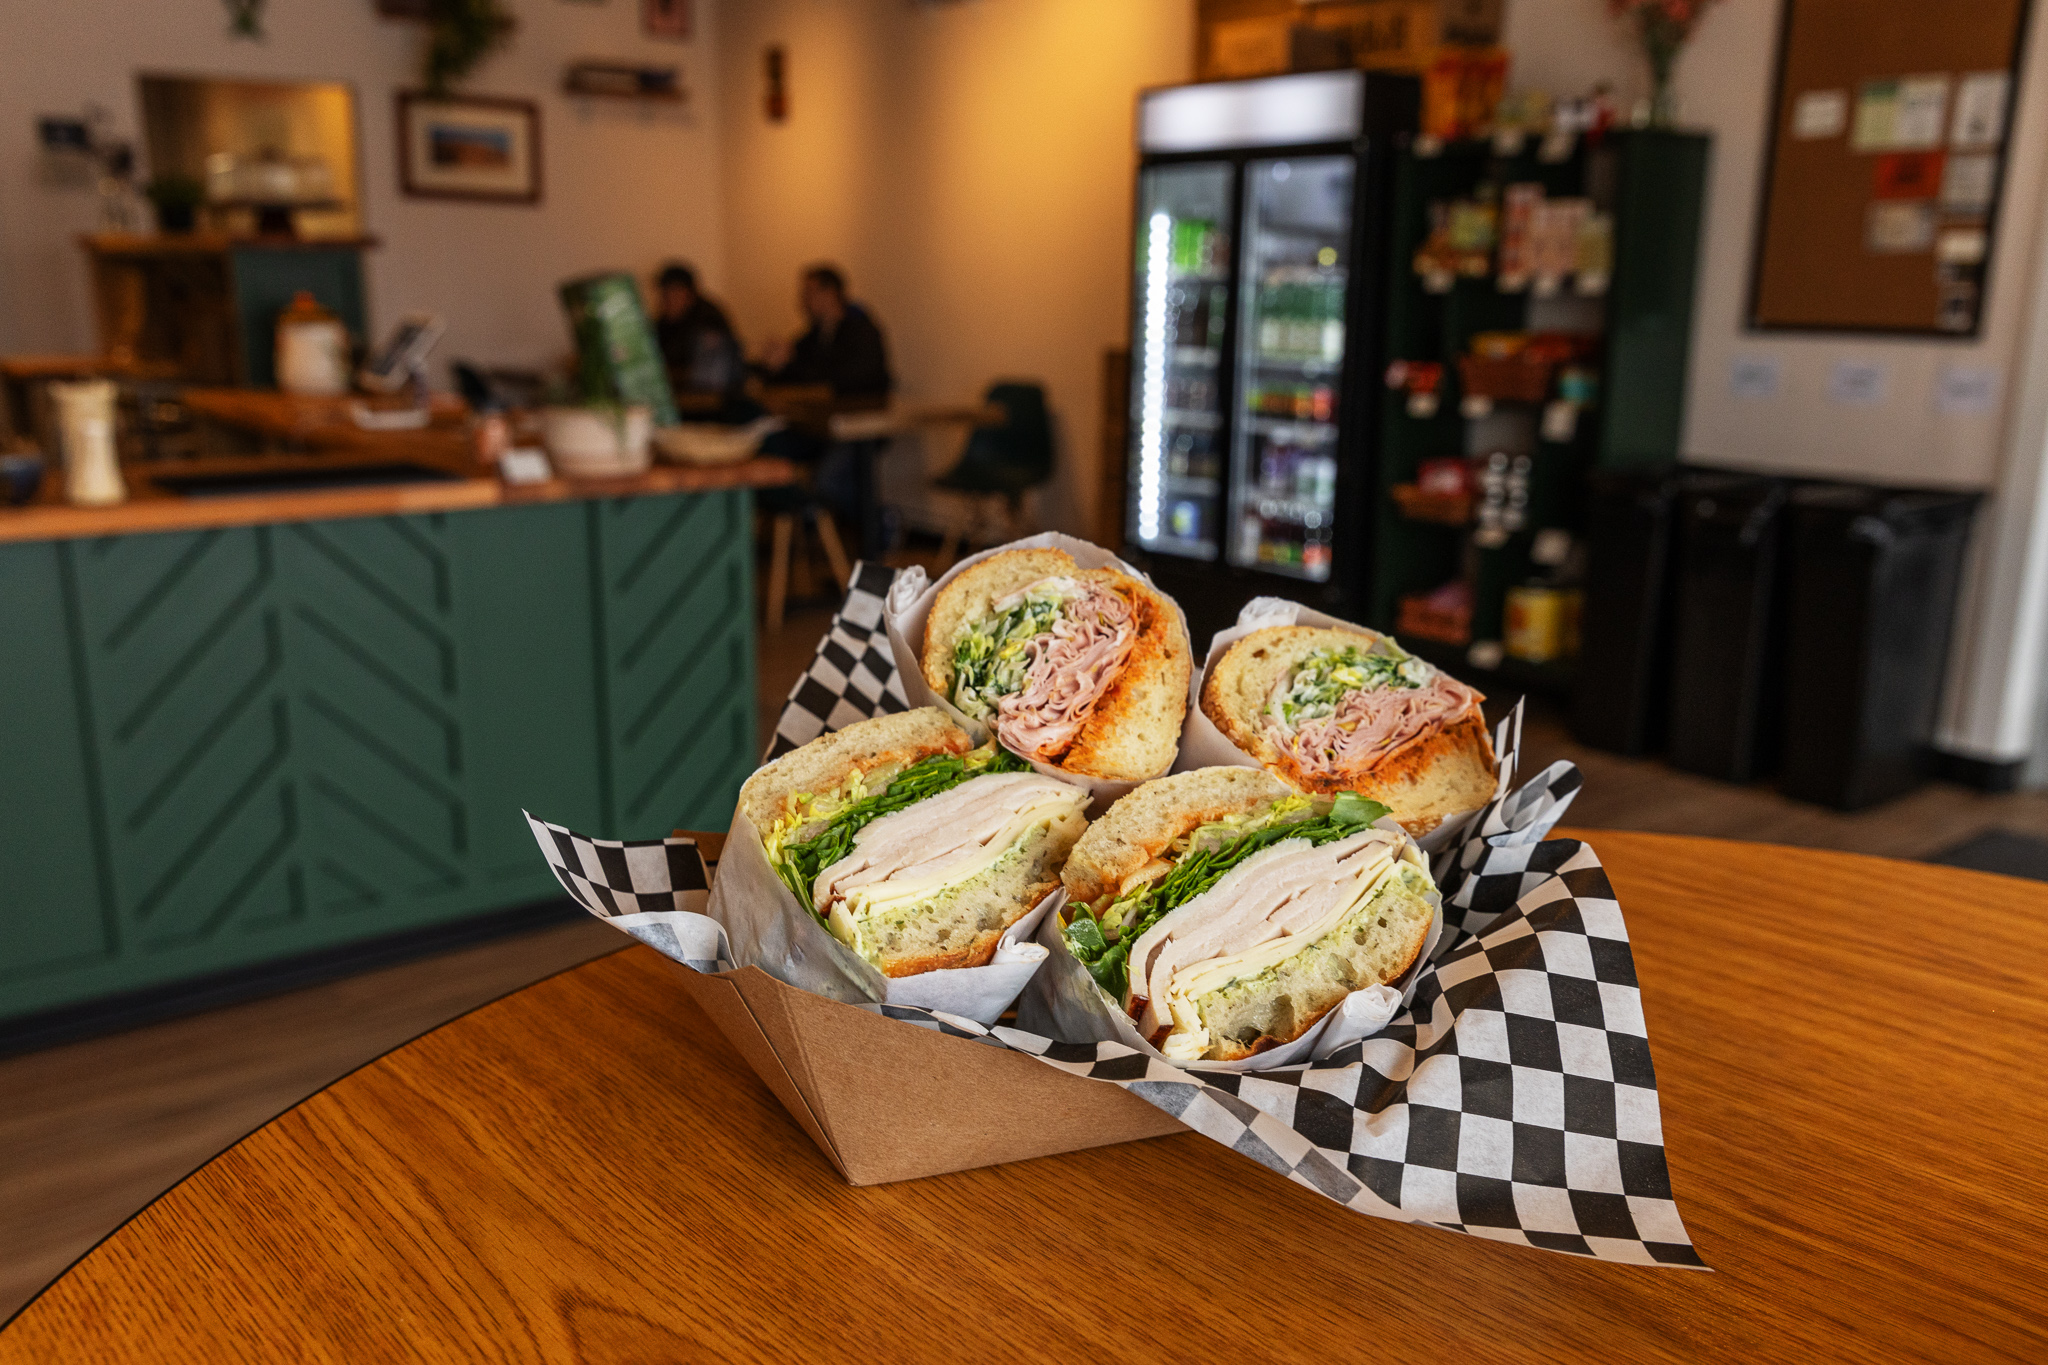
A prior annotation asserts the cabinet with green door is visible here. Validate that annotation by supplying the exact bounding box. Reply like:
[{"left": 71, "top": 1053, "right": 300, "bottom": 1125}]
[
  {"left": 1370, "top": 128, "right": 1709, "bottom": 690},
  {"left": 0, "top": 489, "right": 756, "bottom": 1031}
]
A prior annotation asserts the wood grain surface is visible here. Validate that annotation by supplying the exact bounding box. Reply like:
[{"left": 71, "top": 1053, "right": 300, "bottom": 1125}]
[
  {"left": 5, "top": 831, "right": 2045, "bottom": 1363},
  {"left": 0, "top": 449, "right": 797, "bottom": 544}
]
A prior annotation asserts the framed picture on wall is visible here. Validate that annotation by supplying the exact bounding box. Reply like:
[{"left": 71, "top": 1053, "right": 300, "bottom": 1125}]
[
  {"left": 396, "top": 93, "right": 542, "bottom": 204},
  {"left": 644, "top": 0, "right": 691, "bottom": 40}
]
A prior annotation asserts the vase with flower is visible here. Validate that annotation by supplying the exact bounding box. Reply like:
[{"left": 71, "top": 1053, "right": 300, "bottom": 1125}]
[{"left": 1610, "top": 0, "right": 1719, "bottom": 128}]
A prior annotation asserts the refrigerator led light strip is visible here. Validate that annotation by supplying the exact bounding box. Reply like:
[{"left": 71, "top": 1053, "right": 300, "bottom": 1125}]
[{"left": 1137, "top": 210, "right": 1170, "bottom": 541}]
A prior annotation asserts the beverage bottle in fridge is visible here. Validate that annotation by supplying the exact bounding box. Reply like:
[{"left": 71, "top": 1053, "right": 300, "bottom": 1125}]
[
  {"left": 1238, "top": 510, "right": 1262, "bottom": 562},
  {"left": 1321, "top": 275, "right": 1346, "bottom": 362},
  {"left": 1257, "top": 279, "right": 1283, "bottom": 357},
  {"left": 1291, "top": 277, "right": 1315, "bottom": 358}
]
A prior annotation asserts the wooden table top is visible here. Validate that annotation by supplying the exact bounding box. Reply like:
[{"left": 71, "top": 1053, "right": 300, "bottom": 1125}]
[
  {"left": 5, "top": 830, "right": 2044, "bottom": 1362},
  {"left": 749, "top": 384, "right": 1005, "bottom": 437}
]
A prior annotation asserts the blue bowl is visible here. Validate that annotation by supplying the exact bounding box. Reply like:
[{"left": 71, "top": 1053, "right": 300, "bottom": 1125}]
[{"left": 1, "top": 453, "right": 46, "bottom": 506}]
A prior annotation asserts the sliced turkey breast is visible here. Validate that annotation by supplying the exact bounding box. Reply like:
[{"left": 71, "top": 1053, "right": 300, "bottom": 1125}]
[
  {"left": 1125, "top": 827, "right": 1404, "bottom": 1039},
  {"left": 813, "top": 771, "right": 1088, "bottom": 916}
]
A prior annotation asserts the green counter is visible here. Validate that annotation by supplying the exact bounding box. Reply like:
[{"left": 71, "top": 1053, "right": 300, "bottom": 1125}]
[{"left": 1, "top": 489, "right": 756, "bottom": 1027}]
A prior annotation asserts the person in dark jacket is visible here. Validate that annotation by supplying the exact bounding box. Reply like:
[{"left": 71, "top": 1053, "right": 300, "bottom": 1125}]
[
  {"left": 757, "top": 264, "right": 895, "bottom": 553},
  {"left": 759, "top": 264, "right": 892, "bottom": 400},
  {"left": 653, "top": 262, "right": 745, "bottom": 402}
]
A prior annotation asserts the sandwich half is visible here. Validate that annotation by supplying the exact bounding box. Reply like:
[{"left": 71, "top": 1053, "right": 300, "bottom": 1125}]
[
  {"left": 920, "top": 547, "right": 1190, "bottom": 781},
  {"left": 1061, "top": 767, "right": 1436, "bottom": 1062},
  {"left": 1201, "top": 624, "right": 1496, "bottom": 834},
  {"left": 741, "top": 708, "right": 1089, "bottom": 977}
]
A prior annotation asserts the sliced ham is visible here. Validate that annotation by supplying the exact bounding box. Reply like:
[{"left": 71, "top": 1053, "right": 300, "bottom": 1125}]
[
  {"left": 1125, "top": 828, "right": 1401, "bottom": 1037},
  {"left": 993, "top": 579, "right": 1137, "bottom": 762},
  {"left": 1264, "top": 668, "right": 1478, "bottom": 781},
  {"left": 813, "top": 772, "right": 1084, "bottom": 912}
]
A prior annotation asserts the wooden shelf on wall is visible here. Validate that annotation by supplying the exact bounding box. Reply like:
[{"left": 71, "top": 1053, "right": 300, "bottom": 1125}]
[
  {"left": 562, "top": 62, "right": 687, "bottom": 104},
  {"left": 562, "top": 84, "right": 687, "bottom": 103}
]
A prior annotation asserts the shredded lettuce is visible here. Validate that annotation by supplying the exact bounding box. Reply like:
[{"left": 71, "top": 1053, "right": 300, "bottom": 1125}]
[
  {"left": 1167, "top": 792, "right": 1314, "bottom": 858},
  {"left": 950, "top": 578, "right": 1080, "bottom": 720},
  {"left": 768, "top": 744, "right": 1029, "bottom": 916},
  {"left": 1271, "top": 640, "right": 1430, "bottom": 727},
  {"left": 1062, "top": 791, "right": 1390, "bottom": 999}
]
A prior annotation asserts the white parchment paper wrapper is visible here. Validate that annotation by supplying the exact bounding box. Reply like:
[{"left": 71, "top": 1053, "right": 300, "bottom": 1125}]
[
  {"left": 1175, "top": 596, "right": 1498, "bottom": 858},
  {"left": 1015, "top": 815, "right": 1445, "bottom": 1073},
  {"left": 705, "top": 806, "right": 1059, "bottom": 1026},
  {"left": 884, "top": 532, "right": 1192, "bottom": 813}
]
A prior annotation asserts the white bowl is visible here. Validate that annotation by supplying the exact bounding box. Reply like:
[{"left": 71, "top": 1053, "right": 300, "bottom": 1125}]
[
  {"left": 651, "top": 415, "right": 784, "bottom": 466},
  {"left": 541, "top": 405, "right": 652, "bottom": 478}
]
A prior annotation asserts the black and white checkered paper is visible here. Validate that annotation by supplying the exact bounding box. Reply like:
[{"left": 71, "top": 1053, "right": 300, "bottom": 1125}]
[
  {"left": 766, "top": 561, "right": 908, "bottom": 759},
  {"left": 533, "top": 564, "right": 1702, "bottom": 1268}
]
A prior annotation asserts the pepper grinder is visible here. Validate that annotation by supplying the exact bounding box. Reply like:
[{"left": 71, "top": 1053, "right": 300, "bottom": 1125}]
[{"left": 51, "top": 379, "right": 126, "bottom": 507}]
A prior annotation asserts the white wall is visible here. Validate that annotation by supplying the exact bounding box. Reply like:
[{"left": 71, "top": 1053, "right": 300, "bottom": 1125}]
[
  {"left": 715, "top": 0, "right": 1196, "bottom": 536},
  {"left": 0, "top": 0, "right": 726, "bottom": 374},
  {"left": 1507, "top": 0, "right": 2048, "bottom": 492}
]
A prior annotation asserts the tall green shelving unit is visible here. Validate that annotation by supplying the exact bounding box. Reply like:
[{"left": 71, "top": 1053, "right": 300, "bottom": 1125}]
[{"left": 1368, "top": 128, "right": 1709, "bottom": 689}]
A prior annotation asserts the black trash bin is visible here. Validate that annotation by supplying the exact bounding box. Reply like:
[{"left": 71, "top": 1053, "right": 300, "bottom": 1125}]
[
  {"left": 1573, "top": 467, "right": 1684, "bottom": 755},
  {"left": 1666, "top": 473, "right": 1792, "bottom": 783},
  {"left": 1778, "top": 486, "right": 1979, "bottom": 809}
]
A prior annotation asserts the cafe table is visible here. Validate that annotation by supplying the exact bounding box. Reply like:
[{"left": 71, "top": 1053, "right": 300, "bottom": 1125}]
[
  {"left": 3, "top": 831, "right": 2043, "bottom": 1362},
  {"left": 749, "top": 383, "right": 1006, "bottom": 558}
]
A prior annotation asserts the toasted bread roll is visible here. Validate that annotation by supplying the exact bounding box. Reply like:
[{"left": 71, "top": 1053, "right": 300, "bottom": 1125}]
[
  {"left": 1062, "top": 766, "right": 1295, "bottom": 909},
  {"left": 1060, "top": 767, "right": 1435, "bottom": 1062},
  {"left": 1201, "top": 624, "right": 1496, "bottom": 834},
  {"left": 921, "top": 547, "right": 1190, "bottom": 782},
  {"left": 742, "top": 708, "right": 1088, "bottom": 979},
  {"left": 739, "top": 707, "right": 971, "bottom": 841}
]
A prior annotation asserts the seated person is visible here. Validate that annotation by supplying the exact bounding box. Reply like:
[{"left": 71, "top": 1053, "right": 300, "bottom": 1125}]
[
  {"left": 653, "top": 262, "right": 745, "bottom": 408},
  {"left": 756, "top": 264, "right": 895, "bottom": 546},
  {"left": 758, "top": 264, "right": 892, "bottom": 402}
]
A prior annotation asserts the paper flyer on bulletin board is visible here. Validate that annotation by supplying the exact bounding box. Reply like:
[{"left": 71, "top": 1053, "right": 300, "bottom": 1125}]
[{"left": 1750, "top": 0, "right": 2028, "bottom": 335}]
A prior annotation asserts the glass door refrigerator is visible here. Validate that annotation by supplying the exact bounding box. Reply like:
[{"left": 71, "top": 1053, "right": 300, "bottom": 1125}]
[{"left": 1122, "top": 70, "right": 1417, "bottom": 646}]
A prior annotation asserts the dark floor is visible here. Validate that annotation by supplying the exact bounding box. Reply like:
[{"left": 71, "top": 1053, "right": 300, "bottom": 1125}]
[{"left": 10, "top": 548, "right": 2048, "bottom": 1321}]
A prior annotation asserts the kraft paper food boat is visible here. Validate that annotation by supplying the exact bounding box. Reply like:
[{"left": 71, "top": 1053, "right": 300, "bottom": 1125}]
[{"left": 663, "top": 922, "right": 1183, "bottom": 1186}]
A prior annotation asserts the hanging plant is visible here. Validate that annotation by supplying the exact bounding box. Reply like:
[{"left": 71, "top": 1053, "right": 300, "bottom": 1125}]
[
  {"left": 224, "top": 0, "right": 265, "bottom": 40},
  {"left": 424, "top": 0, "right": 517, "bottom": 96}
]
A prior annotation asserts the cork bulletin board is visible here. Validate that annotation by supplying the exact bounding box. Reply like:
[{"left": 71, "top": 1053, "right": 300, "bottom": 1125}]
[{"left": 1749, "top": 0, "right": 2031, "bottom": 335}]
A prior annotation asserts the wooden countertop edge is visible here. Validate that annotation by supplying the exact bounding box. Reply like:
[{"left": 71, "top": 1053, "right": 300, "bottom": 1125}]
[{"left": 0, "top": 458, "right": 799, "bottom": 544}]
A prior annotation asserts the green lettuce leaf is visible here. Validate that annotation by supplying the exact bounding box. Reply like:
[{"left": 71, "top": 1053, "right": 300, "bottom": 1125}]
[
  {"left": 1272, "top": 641, "right": 1430, "bottom": 727},
  {"left": 1063, "top": 793, "right": 1391, "bottom": 999},
  {"left": 771, "top": 745, "right": 1030, "bottom": 915},
  {"left": 950, "top": 582, "right": 1077, "bottom": 720}
]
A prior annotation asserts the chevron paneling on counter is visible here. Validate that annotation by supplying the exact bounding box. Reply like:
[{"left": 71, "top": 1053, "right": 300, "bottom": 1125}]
[{"left": 0, "top": 490, "right": 756, "bottom": 1025}]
